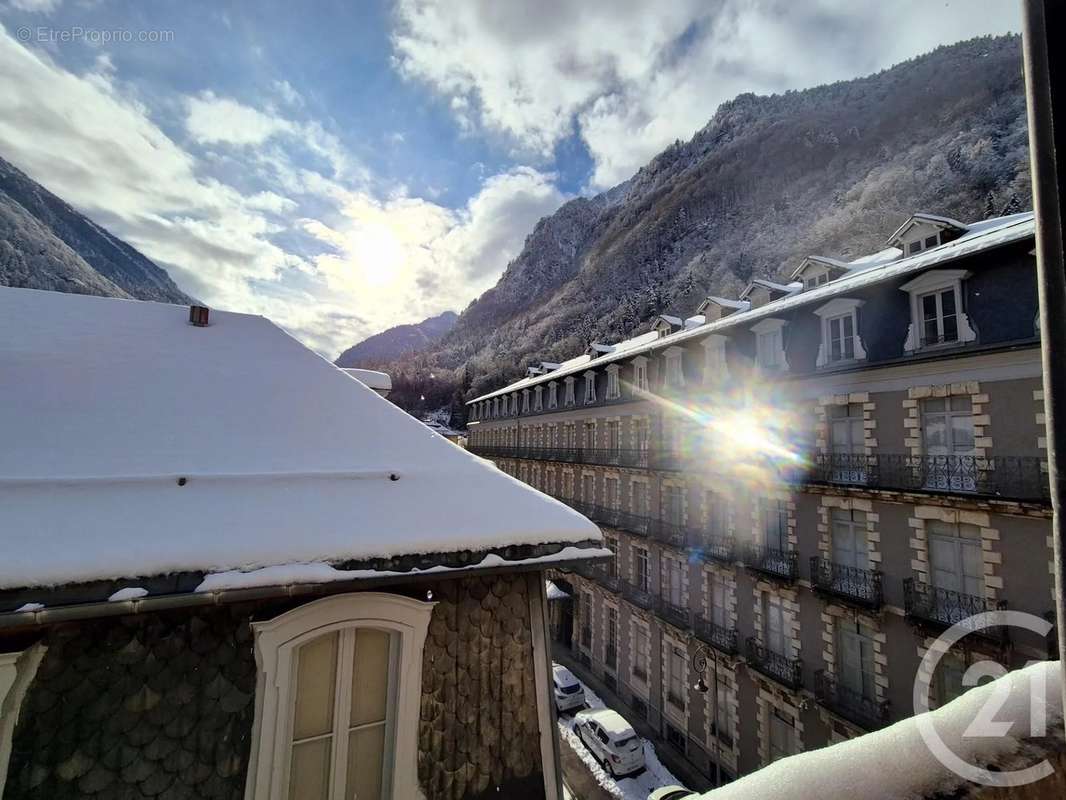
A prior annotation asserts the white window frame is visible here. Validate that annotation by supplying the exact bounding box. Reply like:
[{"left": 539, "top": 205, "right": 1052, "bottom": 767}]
[
  {"left": 563, "top": 377, "right": 576, "bottom": 407},
  {"left": 548, "top": 382, "right": 558, "bottom": 409},
  {"left": 522, "top": 389, "right": 531, "bottom": 414},
  {"left": 899, "top": 269, "right": 977, "bottom": 351},
  {"left": 510, "top": 393, "right": 519, "bottom": 416},
  {"left": 802, "top": 268, "right": 830, "bottom": 290},
  {"left": 701, "top": 335, "right": 728, "bottom": 382},
  {"left": 664, "top": 346, "right": 685, "bottom": 388},
  {"left": 750, "top": 318, "right": 787, "bottom": 371},
  {"left": 605, "top": 364, "right": 621, "bottom": 400},
  {"left": 246, "top": 593, "right": 434, "bottom": 800},
  {"left": 533, "top": 385, "right": 543, "bottom": 412},
  {"left": 813, "top": 298, "right": 866, "bottom": 367},
  {"left": 632, "top": 357, "right": 649, "bottom": 393},
  {"left": 0, "top": 645, "right": 46, "bottom": 798},
  {"left": 583, "top": 371, "right": 597, "bottom": 405}
]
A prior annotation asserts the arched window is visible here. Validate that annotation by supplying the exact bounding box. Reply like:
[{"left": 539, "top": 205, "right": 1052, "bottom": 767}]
[{"left": 247, "top": 593, "right": 434, "bottom": 800}]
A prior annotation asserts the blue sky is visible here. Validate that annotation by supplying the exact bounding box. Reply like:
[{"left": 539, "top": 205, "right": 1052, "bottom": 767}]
[{"left": 0, "top": 0, "right": 1019, "bottom": 356}]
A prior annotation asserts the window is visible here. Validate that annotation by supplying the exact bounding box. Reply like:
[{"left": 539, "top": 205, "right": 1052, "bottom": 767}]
[
  {"left": 632, "top": 625, "right": 650, "bottom": 682},
  {"left": 838, "top": 621, "right": 877, "bottom": 701},
  {"left": 900, "top": 269, "right": 976, "bottom": 351},
  {"left": 548, "top": 382, "right": 558, "bottom": 409},
  {"left": 666, "top": 645, "right": 686, "bottom": 710},
  {"left": 605, "top": 534, "right": 619, "bottom": 577},
  {"left": 922, "top": 396, "right": 974, "bottom": 456},
  {"left": 582, "top": 473, "right": 595, "bottom": 503},
  {"left": 710, "top": 680, "right": 735, "bottom": 747},
  {"left": 831, "top": 508, "right": 869, "bottom": 570},
  {"left": 662, "top": 557, "right": 683, "bottom": 605},
  {"left": 605, "top": 607, "right": 618, "bottom": 670},
  {"left": 606, "top": 420, "right": 620, "bottom": 453},
  {"left": 928, "top": 521, "right": 984, "bottom": 598},
  {"left": 634, "top": 547, "right": 649, "bottom": 592},
  {"left": 762, "top": 500, "right": 788, "bottom": 552},
  {"left": 664, "top": 485, "right": 684, "bottom": 526},
  {"left": 583, "top": 421, "right": 596, "bottom": 448},
  {"left": 936, "top": 653, "right": 968, "bottom": 705},
  {"left": 827, "top": 403, "right": 866, "bottom": 482},
  {"left": 632, "top": 357, "right": 649, "bottom": 393},
  {"left": 751, "top": 319, "right": 787, "bottom": 370},
  {"left": 583, "top": 371, "right": 597, "bottom": 404},
  {"left": 533, "top": 386, "right": 543, "bottom": 411},
  {"left": 606, "top": 365, "right": 621, "bottom": 400},
  {"left": 564, "top": 377, "right": 576, "bottom": 406},
  {"left": 247, "top": 593, "right": 434, "bottom": 800},
  {"left": 0, "top": 645, "right": 46, "bottom": 797},
  {"left": 814, "top": 298, "right": 865, "bottom": 366},
  {"left": 803, "top": 271, "right": 830, "bottom": 290},
  {"left": 762, "top": 595, "right": 786, "bottom": 657},
  {"left": 634, "top": 418, "right": 650, "bottom": 453},
  {"left": 605, "top": 477, "right": 620, "bottom": 509},
  {"left": 705, "top": 490, "right": 729, "bottom": 535},
  {"left": 702, "top": 336, "right": 728, "bottom": 381},
  {"left": 664, "top": 347, "right": 685, "bottom": 388},
  {"left": 521, "top": 390, "right": 530, "bottom": 414},
  {"left": 768, "top": 710, "right": 795, "bottom": 762},
  {"left": 708, "top": 572, "right": 729, "bottom": 629}
]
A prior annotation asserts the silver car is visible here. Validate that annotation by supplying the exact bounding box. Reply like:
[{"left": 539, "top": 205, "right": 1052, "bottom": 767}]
[
  {"left": 552, "top": 664, "right": 586, "bottom": 712},
  {"left": 574, "top": 708, "right": 645, "bottom": 778}
]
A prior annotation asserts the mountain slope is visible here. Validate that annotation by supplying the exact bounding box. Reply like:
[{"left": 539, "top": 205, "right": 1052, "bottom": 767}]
[
  {"left": 364, "top": 34, "right": 1031, "bottom": 413},
  {"left": 0, "top": 155, "right": 192, "bottom": 303},
  {"left": 335, "top": 310, "right": 458, "bottom": 367}
]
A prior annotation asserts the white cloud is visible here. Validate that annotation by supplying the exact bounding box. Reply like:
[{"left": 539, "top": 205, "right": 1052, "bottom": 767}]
[
  {"left": 6, "top": 0, "right": 61, "bottom": 13},
  {"left": 0, "top": 26, "right": 566, "bottom": 358},
  {"left": 392, "top": 0, "right": 1022, "bottom": 188},
  {"left": 273, "top": 79, "right": 303, "bottom": 107}
]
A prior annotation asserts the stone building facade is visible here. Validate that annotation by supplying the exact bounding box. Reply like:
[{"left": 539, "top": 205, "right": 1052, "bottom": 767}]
[{"left": 466, "top": 212, "right": 1054, "bottom": 785}]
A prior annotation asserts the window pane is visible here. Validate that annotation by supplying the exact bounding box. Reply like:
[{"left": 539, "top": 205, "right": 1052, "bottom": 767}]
[
  {"left": 294, "top": 632, "right": 338, "bottom": 740},
  {"left": 289, "top": 738, "right": 331, "bottom": 800},
  {"left": 351, "top": 629, "right": 391, "bottom": 727},
  {"left": 346, "top": 723, "right": 386, "bottom": 800},
  {"left": 940, "top": 289, "right": 956, "bottom": 315}
]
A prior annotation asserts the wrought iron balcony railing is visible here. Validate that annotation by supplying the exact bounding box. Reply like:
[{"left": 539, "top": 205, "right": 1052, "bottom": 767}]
[
  {"left": 694, "top": 615, "right": 738, "bottom": 656},
  {"left": 656, "top": 596, "right": 690, "bottom": 629},
  {"left": 622, "top": 581, "right": 655, "bottom": 611},
  {"left": 650, "top": 518, "right": 689, "bottom": 548},
  {"left": 810, "top": 557, "right": 883, "bottom": 609},
  {"left": 902, "top": 578, "right": 1008, "bottom": 644},
  {"left": 814, "top": 670, "right": 890, "bottom": 730},
  {"left": 806, "top": 453, "right": 1048, "bottom": 502},
  {"left": 694, "top": 532, "right": 736, "bottom": 564},
  {"left": 466, "top": 444, "right": 683, "bottom": 472},
  {"left": 744, "top": 543, "right": 798, "bottom": 582},
  {"left": 746, "top": 637, "right": 802, "bottom": 689}
]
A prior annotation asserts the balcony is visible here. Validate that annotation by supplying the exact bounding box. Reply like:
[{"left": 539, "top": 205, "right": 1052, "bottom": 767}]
[
  {"left": 806, "top": 453, "right": 1049, "bottom": 503},
  {"left": 650, "top": 518, "right": 689, "bottom": 549},
  {"left": 814, "top": 670, "right": 890, "bottom": 730},
  {"left": 622, "top": 581, "right": 655, "bottom": 611},
  {"left": 694, "top": 532, "right": 736, "bottom": 564},
  {"left": 575, "top": 561, "right": 621, "bottom": 593},
  {"left": 810, "top": 557, "right": 883, "bottom": 609},
  {"left": 903, "top": 578, "right": 1008, "bottom": 644},
  {"left": 694, "top": 616, "right": 738, "bottom": 656},
  {"left": 744, "top": 544, "right": 798, "bottom": 582},
  {"left": 746, "top": 637, "right": 802, "bottom": 690},
  {"left": 466, "top": 444, "right": 684, "bottom": 472},
  {"left": 656, "top": 596, "right": 690, "bottom": 630}
]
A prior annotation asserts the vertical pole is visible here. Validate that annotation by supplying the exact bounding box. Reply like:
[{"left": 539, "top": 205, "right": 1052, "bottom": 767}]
[{"left": 1021, "top": 0, "right": 1066, "bottom": 717}]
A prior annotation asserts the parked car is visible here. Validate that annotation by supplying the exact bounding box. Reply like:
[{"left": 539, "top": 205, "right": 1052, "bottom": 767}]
[
  {"left": 574, "top": 708, "right": 645, "bottom": 778},
  {"left": 552, "top": 664, "right": 586, "bottom": 712},
  {"left": 648, "top": 786, "right": 696, "bottom": 800}
]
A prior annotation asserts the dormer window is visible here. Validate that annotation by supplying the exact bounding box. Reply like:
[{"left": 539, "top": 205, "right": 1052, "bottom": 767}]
[
  {"left": 814, "top": 298, "right": 866, "bottom": 367},
  {"left": 888, "top": 214, "right": 967, "bottom": 257},
  {"left": 583, "top": 371, "right": 597, "bottom": 405},
  {"left": 701, "top": 335, "right": 728, "bottom": 381},
  {"left": 664, "top": 346, "right": 685, "bottom": 388},
  {"left": 751, "top": 318, "right": 787, "bottom": 371},
  {"left": 632, "top": 356, "right": 649, "bottom": 393},
  {"left": 534, "top": 385, "right": 543, "bottom": 411},
  {"left": 564, "top": 377, "right": 576, "bottom": 406},
  {"left": 605, "top": 364, "right": 621, "bottom": 400},
  {"left": 548, "top": 381, "right": 559, "bottom": 409},
  {"left": 521, "top": 389, "right": 530, "bottom": 414},
  {"left": 899, "top": 269, "right": 977, "bottom": 351},
  {"left": 803, "top": 271, "right": 829, "bottom": 290}
]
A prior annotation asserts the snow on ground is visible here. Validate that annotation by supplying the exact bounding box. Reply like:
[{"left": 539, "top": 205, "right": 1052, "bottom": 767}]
[{"left": 555, "top": 662, "right": 685, "bottom": 800}]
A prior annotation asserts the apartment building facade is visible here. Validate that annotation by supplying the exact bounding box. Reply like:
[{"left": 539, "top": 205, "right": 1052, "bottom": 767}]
[{"left": 465, "top": 212, "right": 1053, "bottom": 785}]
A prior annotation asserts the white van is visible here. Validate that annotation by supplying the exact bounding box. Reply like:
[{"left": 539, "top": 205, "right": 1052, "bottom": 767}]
[
  {"left": 552, "top": 664, "right": 586, "bottom": 712},
  {"left": 574, "top": 708, "right": 645, "bottom": 778}
]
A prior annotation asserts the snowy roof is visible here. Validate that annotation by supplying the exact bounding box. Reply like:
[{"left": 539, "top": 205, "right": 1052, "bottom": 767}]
[
  {"left": 887, "top": 212, "right": 968, "bottom": 245},
  {"left": 552, "top": 664, "right": 579, "bottom": 686},
  {"left": 545, "top": 580, "right": 570, "bottom": 601},
  {"left": 469, "top": 212, "right": 1034, "bottom": 405},
  {"left": 341, "top": 368, "right": 391, "bottom": 393},
  {"left": 740, "top": 278, "right": 802, "bottom": 299},
  {"left": 695, "top": 659, "right": 1061, "bottom": 800},
  {"left": 0, "top": 288, "right": 600, "bottom": 590},
  {"left": 577, "top": 708, "right": 635, "bottom": 740}
]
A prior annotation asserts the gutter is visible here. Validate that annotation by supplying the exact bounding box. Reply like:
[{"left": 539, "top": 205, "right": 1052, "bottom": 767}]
[{"left": 0, "top": 554, "right": 610, "bottom": 633}]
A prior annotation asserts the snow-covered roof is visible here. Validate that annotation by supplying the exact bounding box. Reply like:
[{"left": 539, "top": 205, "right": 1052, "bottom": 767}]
[
  {"left": 577, "top": 708, "right": 635, "bottom": 740},
  {"left": 740, "top": 278, "right": 802, "bottom": 299},
  {"left": 694, "top": 659, "right": 1061, "bottom": 800},
  {"left": 468, "top": 212, "right": 1034, "bottom": 406},
  {"left": 552, "top": 664, "right": 579, "bottom": 686},
  {"left": 341, "top": 368, "right": 391, "bottom": 394},
  {"left": 0, "top": 288, "right": 600, "bottom": 590},
  {"left": 887, "top": 212, "right": 969, "bottom": 245},
  {"left": 545, "top": 580, "right": 570, "bottom": 600}
]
